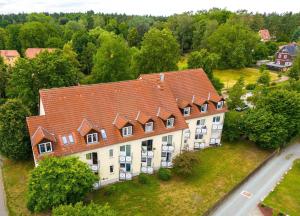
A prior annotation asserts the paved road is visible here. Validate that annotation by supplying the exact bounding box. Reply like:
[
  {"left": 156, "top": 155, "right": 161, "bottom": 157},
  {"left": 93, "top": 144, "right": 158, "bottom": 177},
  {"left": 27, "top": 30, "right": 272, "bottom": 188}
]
[
  {"left": 210, "top": 142, "right": 300, "bottom": 216},
  {"left": 0, "top": 158, "right": 8, "bottom": 216}
]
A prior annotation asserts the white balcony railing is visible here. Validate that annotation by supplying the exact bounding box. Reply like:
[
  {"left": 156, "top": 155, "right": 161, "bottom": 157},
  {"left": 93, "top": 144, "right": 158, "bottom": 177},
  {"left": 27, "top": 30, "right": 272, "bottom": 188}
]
[
  {"left": 119, "top": 154, "right": 132, "bottom": 163},
  {"left": 161, "top": 161, "right": 173, "bottom": 168},
  {"left": 119, "top": 172, "right": 132, "bottom": 180},
  {"left": 212, "top": 124, "right": 223, "bottom": 129},
  {"left": 141, "top": 151, "right": 153, "bottom": 158},
  {"left": 141, "top": 166, "right": 153, "bottom": 174},
  {"left": 162, "top": 145, "right": 174, "bottom": 152},
  {"left": 194, "top": 142, "right": 205, "bottom": 149}
]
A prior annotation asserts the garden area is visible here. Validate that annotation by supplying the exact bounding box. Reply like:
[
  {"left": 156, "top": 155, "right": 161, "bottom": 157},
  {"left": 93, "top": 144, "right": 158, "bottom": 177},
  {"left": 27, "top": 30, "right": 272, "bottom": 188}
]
[
  {"left": 2, "top": 141, "right": 270, "bottom": 216},
  {"left": 213, "top": 68, "right": 279, "bottom": 89},
  {"left": 262, "top": 159, "right": 300, "bottom": 216}
]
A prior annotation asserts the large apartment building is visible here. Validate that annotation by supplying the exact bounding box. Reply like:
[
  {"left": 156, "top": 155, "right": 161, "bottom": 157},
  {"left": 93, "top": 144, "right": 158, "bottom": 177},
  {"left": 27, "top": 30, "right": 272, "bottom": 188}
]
[{"left": 26, "top": 69, "right": 227, "bottom": 187}]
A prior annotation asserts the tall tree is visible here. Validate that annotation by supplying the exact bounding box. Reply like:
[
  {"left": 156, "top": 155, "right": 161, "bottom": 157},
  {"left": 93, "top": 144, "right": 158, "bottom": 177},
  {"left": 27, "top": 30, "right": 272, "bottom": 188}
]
[
  {"left": 133, "top": 28, "right": 180, "bottom": 74},
  {"left": 92, "top": 32, "right": 133, "bottom": 82},
  {"left": 0, "top": 57, "right": 8, "bottom": 99},
  {"left": 0, "top": 27, "right": 8, "bottom": 49},
  {"left": 0, "top": 99, "right": 31, "bottom": 160},
  {"left": 227, "top": 76, "right": 245, "bottom": 109},
  {"left": 207, "top": 23, "right": 259, "bottom": 68},
  {"left": 289, "top": 54, "right": 300, "bottom": 80},
  {"left": 7, "top": 50, "right": 80, "bottom": 113}
]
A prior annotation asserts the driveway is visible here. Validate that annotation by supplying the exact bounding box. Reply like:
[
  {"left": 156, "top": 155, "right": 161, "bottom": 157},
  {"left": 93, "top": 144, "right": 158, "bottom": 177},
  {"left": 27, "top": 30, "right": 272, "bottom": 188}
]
[{"left": 210, "top": 142, "right": 300, "bottom": 216}]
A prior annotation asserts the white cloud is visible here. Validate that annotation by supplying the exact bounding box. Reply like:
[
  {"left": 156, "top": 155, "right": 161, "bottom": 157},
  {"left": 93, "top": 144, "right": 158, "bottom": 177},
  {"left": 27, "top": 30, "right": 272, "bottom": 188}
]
[{"left": 0, "top": 0, "right": 298, "bottom": 15}]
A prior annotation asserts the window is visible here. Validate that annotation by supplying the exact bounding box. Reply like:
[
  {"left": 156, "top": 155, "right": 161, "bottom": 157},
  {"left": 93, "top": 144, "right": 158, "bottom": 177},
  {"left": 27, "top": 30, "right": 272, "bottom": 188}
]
[
  {"left": 87, "top": 133, "right": 98, "bottom": 144},
  {"left": 201, "top": 104, "right": 208, "bottom": 112},
  {"left": 122, "top": 126, "right": 133, "bottom": 137},
  {"left": 183, "top": 107, "right": 191, "bottom": 116},
  {"left": 120, "top": 145, "right": 131, "bottom": 156},
  {"left": 110, "top": 165, "right": 114, "bottom": 173},
  {"left": 184, "top": 129, "right": 190, "bottom": 138},
  {"left": 38, "top": 142, "right": 52, "bottom": 154},
  {"left": 62, "top": 136, "right": 68, "bottom": 145},
  {"left": 86, "top": 153, "right": 91, "bottom": 160},
  {"left": 162, "top": 135, "right": 173, "bottom": 145},
  {"left": 278, "top": 53, "right": 282, "bottom": 58},
  {"left": 142, "top": 140, "right": 153, "bottom": 151},
  {"left": 68, "top": 134, "right": 74, "bottom": 144},
  {"left": 217, "top": 101, "right": 224, "bottom": 109},
  {"left": 100, "top": 129, "right": 107, "bottom": 140},
  {"left": 197, "top": 119, "right": 205, "bottom": 126},
  {"left": 109, "top": 149, "right": 113, "bottom": 157},
  {"left": 120, "top": 163, "right": 131, "bottom": 172},
  {"left": 145, "top": 122, "right": 154, "bottom": 132},
  {"left": 166, "top": 117, "right": 175, "bottom": 128},
  {"left": 284, "top": 55, "right": 287, "bottom": 59},
  {"left": 195, "top": 128, "right": 204, "bottom": 140},
  {"left": 213, "top": 116, "right": 221, "bottom": 124}
]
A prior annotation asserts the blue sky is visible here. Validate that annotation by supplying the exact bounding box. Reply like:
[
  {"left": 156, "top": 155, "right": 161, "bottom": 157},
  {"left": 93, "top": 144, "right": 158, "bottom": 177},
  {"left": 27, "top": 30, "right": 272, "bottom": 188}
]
[{"left": 0, "top": 0, "right": 299, "bottom": 15}]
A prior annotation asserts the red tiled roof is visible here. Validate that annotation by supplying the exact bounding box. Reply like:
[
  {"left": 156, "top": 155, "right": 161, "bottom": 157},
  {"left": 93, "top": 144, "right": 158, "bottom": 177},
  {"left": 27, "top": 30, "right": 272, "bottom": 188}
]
[
  {"left": 78, "top": 118, "right": 99, "bottom": 136},
  {"left": 259, "top": 29, "right": 271, "bottom": 41},
  {"left": 25, "top": 48, "right": 56, "bottom": 59},
  {"left": 176, "top": 98, "right": 191, "bottom": 109},
  {"left": 139, "top": 69, "right": 227, "bottom": 120},
  {"left": 157, "top": 107, "right": 173, "bottom": 121},
  {"left": 136, "top": 111, "right": 152, "bottom": 125},
  {"left": 0, "top": 50, "right": 20, "bottom": 58},
  {"left": 31, "top": 126, "right": 56, "bottom": 146},
  {"left": 113, "top": 114, "right": 130, "bottom": 129},
  {"left": 27, "top": 78, "right": 188, "bottom": 160}
]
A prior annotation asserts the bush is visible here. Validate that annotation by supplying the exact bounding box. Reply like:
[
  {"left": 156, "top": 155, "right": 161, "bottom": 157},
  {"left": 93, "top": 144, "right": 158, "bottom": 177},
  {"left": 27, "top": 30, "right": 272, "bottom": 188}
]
[
  {"left": 27, "top": 157, "right": 98, "bottom": 212},
  {"left": 138, "top": 173, "right": 151, "bottom": 184},
  {"left": 158, "top": 168, "right": 172, "bottom": 181},
  {"left": 223, "top": 111, "right": 244, "bottom": 142},
  {"left": 103, "top": 185, "right": 117, "bottom": 196},
  {"left": 245, "top": 83, "right": 256, "bottom": 90},
  {"left": 173, "top": 152, "right": 199, "bottom": 177},
  {"left": 52, "top": 202, "right": 116, "bottom": 216}
]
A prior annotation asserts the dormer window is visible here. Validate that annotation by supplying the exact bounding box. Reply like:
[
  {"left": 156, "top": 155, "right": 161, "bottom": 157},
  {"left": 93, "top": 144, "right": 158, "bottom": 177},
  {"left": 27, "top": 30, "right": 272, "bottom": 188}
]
[
  {"left": 145, "top": 122, "right": 154, "bottom": 132},
  {"left": 201, "top": 104, "right": 208, "bottom": 112},
  {"left": 166, "top": 117, "right": 175, "bottom": 128},
  {"left": 217, "top": 101, "right": 224, "bottom": 109},
  {"left": 38, "top": 142, "right": 52, "bottom": 154},
  {"left": 87, "top": 133, "right": 98, "bottom": 144},
  {"left": 183, "top": 107, "right": 191, "bottom": 116},
  {"left": 122, "top": 126, "right": 133, "bottom": 137}
]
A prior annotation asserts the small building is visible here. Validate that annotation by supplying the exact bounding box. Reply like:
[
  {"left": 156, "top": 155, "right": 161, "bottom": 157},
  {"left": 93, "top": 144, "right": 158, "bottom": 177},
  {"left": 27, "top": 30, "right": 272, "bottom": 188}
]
[
  {"left": 266, "top": 43, "right": 298, "bottom": 71},
  {"left": 0, "top": 50, "right": 20, "bottom": 66},
  {"left": 259, "top": 29, "right": 271, "bottom": 42},
  {"left": 25, "top": 48, "right": 56, "bottom": 59},
  {"left": 26, "top": 69, "right": 227, "bottom": 187}
]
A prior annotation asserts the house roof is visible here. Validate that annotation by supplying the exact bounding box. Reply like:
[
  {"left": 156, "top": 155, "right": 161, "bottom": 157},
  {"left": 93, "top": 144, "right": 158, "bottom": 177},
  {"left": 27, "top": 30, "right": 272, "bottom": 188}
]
[
  {"left": 31, "top": 126, "right": 56, "bottom": 146},
  {"left": 139, "top": 69, "right": 226, "bottom": 120},
  {"left": 279, "top": 43, "right": 299, "bottom": 56},
  {"left": 25, "top": 48, "right": 56, "bottom": 59},
  {"left": 259, "top": 29, "right": 271, "bottom": 41},
  {"left": 27, "top": 77, "right": 189, "bottom": 160},
  {"left": 0, "top": 50, "right": 20, "bottom": 58}
]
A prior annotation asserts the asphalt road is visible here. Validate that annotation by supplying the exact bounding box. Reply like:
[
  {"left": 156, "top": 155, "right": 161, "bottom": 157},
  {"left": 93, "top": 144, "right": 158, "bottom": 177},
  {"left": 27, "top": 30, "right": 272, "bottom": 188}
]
[{"left": 210, "top": 142, "right": 300, "bottom": 216}]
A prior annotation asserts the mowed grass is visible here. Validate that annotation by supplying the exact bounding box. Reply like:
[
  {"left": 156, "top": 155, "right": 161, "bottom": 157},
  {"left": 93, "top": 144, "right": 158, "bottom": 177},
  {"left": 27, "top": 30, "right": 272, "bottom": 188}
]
[
  {"left": 263, "top": 159, "right": 300, "bottom": 216},
  {"left": 2, "top": 159, "right": 35, "bottom": 216},
  {"left": 213, "top": 68, "right": 278, "bottom": 89},
  {"left": 90, "top": 141, "right": 270, "bottom": 216}
]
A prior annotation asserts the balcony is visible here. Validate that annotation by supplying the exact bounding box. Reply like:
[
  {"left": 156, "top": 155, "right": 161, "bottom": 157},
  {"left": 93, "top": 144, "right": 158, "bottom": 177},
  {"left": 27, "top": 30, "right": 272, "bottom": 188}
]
[
  {"left": 212, "top": 124, "right": 223, "bottom": 130},
  {"left": 141, "top": 166, "right": 154, "bottom": 174},
  {"left": 194, "top": 142, "right": 205, "bottom": 149},
  {"left": 210, "top": 138, "right": 221, "bottom": 145},
  {"left": 162, "top": 145, "right": 174, "bottom": 152},
  {"left": 161, "top": 161, "right": 173, "bottom": 168},
  {"left": 119, "top": 172, "right": 132, "bottom": 180},
  {"left": 119, "top": 155, "right": 132, "bottom": 163},
  {"left": 141, "top": 151, "right": 153, "bottom": 158}
]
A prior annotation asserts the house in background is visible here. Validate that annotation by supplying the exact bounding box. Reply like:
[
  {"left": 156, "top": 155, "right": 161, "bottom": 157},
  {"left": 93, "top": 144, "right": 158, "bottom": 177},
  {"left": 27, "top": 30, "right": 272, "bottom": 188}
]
[
  {"left": 0, "top": 50, "right": 20, "bottom": 66},
  {"left": 267, "top": 43, "right": 299, "bottom": 71},
  {"left": 26, "top": 69, "right": 227, "bottom": 187},
  {"left": 259, "top": 29, "right": 271, "bottom": 42},
  {"left": 25, "top": 48, "right": 56, "bottom": 59}
]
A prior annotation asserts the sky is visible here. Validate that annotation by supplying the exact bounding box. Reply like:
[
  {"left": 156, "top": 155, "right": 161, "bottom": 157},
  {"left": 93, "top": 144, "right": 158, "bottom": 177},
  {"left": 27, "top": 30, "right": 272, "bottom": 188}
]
[{"left": 0, "top": 0, "right": 299, "bottom": 15}]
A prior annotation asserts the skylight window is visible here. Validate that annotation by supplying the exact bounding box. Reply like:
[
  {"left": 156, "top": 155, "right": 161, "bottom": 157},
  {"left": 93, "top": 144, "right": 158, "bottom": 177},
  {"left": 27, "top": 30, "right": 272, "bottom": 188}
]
[{"left": 100, "top": 129, "right": 107, "bottom": 140}]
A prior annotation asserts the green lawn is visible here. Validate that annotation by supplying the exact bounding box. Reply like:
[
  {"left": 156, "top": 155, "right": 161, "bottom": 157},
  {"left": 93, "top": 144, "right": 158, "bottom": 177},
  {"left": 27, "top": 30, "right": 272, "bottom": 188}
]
[
  {"left": 263, "top": 159, "right": 300, "bottom": 216},
  {"left": 213, "top": 68, "right": 279, "bottom": 89},
  {"left": 90, "top": 141, "right": 270, "bottom": 216},
  {"left": 2, "top": 141, "right": 270, "bottom": 216}
]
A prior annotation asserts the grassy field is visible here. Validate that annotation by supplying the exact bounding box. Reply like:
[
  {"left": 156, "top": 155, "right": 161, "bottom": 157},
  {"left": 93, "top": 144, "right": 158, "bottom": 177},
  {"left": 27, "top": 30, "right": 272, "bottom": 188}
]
[
  {"left": 2, "top": 141, "right": 270, "bottom": 216},
  {"left": 263, "top": 159, "right": 300, "bottom": 216},
  {"left": 213, "top": 68, "right": 279, "bottom": 89},
  {"left": 90, "top": 141, "right": 270, "bottom": 216}
]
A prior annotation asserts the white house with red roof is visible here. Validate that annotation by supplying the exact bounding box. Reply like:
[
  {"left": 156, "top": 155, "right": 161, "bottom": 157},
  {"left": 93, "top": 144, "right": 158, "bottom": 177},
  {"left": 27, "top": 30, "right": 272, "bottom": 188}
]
[{"left": 26, "top": 69, "right": 227, "bottom": 186}]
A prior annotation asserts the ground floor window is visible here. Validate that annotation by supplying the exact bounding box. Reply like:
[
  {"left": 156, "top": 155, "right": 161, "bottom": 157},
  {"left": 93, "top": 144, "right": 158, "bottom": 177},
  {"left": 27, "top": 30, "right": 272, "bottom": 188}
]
[{"left": 120, "top": 163, "right": 131, "bottom": 172}]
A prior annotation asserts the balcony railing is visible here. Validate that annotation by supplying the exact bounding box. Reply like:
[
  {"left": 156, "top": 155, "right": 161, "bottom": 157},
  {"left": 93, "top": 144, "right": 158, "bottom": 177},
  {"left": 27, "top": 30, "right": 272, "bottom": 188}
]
[
  {"left": 212, "top": 124, "right": 223, "bottom": 129},
  {"left": 141, "top": 166, "right": 154, "bottom": 174},
  {"left": 210, "top": 138, "right": 221, "bottom": 145},
  {"left": 161, "top": 161, "right": 173, "bottom": 168},
  {"left": 141, "top": 151, "right": 153, "bottom": 158},
  {"left": 162, "top": 145, "right": 174, "bottom": 152},
  {"left": 194, "top": 142, "right": 205, "bottom": 149},
  {"left": 119, "top": 172, "right": 132, "bottom": 180}
]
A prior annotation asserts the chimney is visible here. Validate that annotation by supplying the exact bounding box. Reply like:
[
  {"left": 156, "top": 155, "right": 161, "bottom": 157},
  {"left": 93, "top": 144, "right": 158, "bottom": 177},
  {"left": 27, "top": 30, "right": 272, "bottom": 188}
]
[{"left": 159, "top": 73, "right": 164, "bottom": 82}]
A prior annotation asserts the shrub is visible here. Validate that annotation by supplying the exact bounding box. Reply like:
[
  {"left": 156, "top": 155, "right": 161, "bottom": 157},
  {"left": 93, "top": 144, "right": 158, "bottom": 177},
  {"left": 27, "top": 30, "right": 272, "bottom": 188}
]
[
  {"left": 173, "top": 151, "right": 199, "bottom": 177},
  {"left": 223, "top": 111, "right": 244, "bottom": 142},
  {"left": 245, "top": 83, "right": 256, "bottom": 90},
  {"left": 27, "top": 157, "right": 98, "bottom": 212},
  {"left": 52, "top": 202, "right": 116, "bottom": 216},
  {"left": 158, "top": 168, "right": 172, "bottom": 181},
  {"left": 138, "top": 173, "right": 151, "bottom": 184}
]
